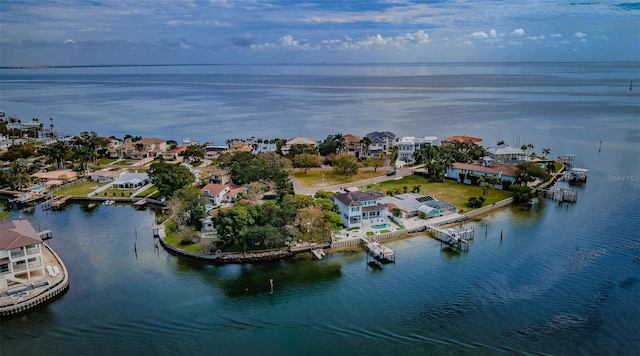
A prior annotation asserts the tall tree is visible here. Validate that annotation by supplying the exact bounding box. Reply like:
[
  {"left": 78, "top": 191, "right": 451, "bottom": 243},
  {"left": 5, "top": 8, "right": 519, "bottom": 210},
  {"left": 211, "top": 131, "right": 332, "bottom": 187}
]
[
  {"left": 44, "top": 141, "right": 72, "bottom": 169},
  {"left": 333, "top": 154, "right": 359, "bottom": 179},
  {"left": 183, "top": 144, "right": 205, "bottom": 163},
  {"left": 293, "top": 153, "right": 319, "bottom": 173},
  {"left": 73, "top": 131, "right": 105, "bottom": 165},
  {"left": 360, "top": 136, "right": 372, "bottom": 158}
]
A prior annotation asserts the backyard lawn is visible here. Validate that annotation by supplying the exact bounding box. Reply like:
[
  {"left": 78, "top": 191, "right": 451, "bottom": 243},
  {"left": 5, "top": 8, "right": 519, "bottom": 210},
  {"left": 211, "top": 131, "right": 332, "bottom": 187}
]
[
  {"left": 370, "top": 177, "right": 511, "bottom": 209},
  {"left": 53, "top": 181, "right": 109, "bottom": 197},
  {"left": 292, "top": 169, "right": 512, "bottom": 210},
  {"left": 291, "top": 168, "right": 391, "bottom": 187}
]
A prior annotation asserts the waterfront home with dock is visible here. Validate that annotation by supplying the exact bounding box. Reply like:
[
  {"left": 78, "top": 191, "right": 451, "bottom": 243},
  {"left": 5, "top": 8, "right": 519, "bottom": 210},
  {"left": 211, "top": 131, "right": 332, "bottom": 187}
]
[
  {"left": 331, "top": 190, "right": 388, "bottom": 229},
  {"left": 0, "top": 220, "right": 69, "bottom": 316}
]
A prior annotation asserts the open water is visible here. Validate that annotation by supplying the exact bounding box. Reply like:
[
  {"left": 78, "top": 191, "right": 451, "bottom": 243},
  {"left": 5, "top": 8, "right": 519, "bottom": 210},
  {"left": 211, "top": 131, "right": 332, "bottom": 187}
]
[{"left": 1, "top": 62, "right": 639, "bottom": 355}]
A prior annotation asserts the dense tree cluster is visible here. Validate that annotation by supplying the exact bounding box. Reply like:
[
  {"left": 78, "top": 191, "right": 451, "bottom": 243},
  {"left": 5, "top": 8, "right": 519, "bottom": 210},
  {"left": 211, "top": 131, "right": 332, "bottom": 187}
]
[
  {"left": 332, "top": 154, "right": 359, "bottom": 178},
  {"left": 0, "top": 143, "right": 36, "bottom": 161},
  {"left": 413, "top": 143, "right": 487, "bottom": 182},
  {"left": 212, "top": 193, "right": 339, "bottom": 252},
  {"left": 317, "top": 134, "right": 345, "bottom": 156},
  {"left": 148, "top": 161, "right": 195, "bottom": 198},
  {"left": 515, "top": 162, "right": 550, "bottom": 185}
]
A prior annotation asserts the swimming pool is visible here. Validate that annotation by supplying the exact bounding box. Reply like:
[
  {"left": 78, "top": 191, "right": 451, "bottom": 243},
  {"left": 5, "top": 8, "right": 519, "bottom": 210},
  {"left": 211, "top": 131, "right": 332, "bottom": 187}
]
[
  {"left": 31, "top": 184, "right": 47, "bottom": 192},
  {"left": 372, "top": 223, "right": 390, "bottom": 229}
]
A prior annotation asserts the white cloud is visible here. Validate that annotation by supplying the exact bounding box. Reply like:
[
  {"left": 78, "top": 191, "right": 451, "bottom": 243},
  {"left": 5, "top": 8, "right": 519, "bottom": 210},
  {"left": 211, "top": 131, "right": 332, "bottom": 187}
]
[
  {"left": 489, "top": 29, "right": 497, "bottom": 38},
  {"left": 574, "top": 32, "right": 587, "bottom": 38},
  {"left": 402, "top": 30, "right": 429, "bottom": 44},
  {"left": 511, "top": 28, "right": 525, "bottom": 37},
  {"left": 64, "top": 39, "right": 76, "bottom": 45},
  {"left": 469, "top": 31, "right": 488, "bottom": 39},
  {"left": 269, "top": 30, "right": 429, "bottom": 52},
  {"left": 550, "top": 34, "right": 563, "bottom": 38}
]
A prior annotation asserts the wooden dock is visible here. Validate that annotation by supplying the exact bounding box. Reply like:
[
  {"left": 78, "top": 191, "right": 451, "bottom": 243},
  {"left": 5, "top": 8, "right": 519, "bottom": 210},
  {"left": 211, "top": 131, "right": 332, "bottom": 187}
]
[
  {"left": 424, "top": 225, "right": 474, "bottom": 252},
  {"left": 360, "top": 237, "right": 395, "bottom": 263},
  {"left": 133, "top": 198, "right": 147, "bottom": 209},
  {"left": 51, "top": 196, "right": 71, "bottom": 211}
]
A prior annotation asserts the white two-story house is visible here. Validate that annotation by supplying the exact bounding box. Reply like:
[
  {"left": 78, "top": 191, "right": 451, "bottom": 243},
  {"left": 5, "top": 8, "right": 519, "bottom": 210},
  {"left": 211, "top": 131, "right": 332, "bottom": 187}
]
[
  {"left": 0, "top": 220, "right": 46, "bottom": 289},
  {"left": 331, "top": 191, "right": 388, "bottom": 229},
  {"left": 397, "top": 136, "right": 439, "bottom": 165}
]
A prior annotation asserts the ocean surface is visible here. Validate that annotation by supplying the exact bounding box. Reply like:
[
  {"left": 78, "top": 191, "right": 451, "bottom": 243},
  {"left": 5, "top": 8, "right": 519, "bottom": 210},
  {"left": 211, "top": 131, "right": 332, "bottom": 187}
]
[{"left": 1, "top": 62, "right": 639, "bottom": 355}]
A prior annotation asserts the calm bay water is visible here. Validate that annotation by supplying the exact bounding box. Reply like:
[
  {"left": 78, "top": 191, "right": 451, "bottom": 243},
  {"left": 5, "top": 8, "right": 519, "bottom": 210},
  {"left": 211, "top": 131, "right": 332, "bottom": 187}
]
[{"left": 1, "top": 62, "right": 639, "bottom": 355}]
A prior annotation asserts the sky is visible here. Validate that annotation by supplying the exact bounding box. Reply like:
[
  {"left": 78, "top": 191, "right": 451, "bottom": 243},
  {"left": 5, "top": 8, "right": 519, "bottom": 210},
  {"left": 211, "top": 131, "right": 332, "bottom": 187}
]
[{"left": 1, "top": 0, "right": 639, "bottom": 66}]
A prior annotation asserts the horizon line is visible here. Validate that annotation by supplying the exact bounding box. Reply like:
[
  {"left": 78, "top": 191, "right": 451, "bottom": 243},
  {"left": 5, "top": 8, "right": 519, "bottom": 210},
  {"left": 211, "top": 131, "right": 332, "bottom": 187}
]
[{"left": 2, "top": 60, "right": 639, "bottom": 70}]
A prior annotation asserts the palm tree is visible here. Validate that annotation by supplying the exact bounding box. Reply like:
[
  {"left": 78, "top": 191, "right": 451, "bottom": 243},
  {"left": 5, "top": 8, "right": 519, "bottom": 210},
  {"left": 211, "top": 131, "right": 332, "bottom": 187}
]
[
  {"left": 45, "top": 141, "right": 72, "bottom": 169},
  {"left": 134, "top": 143, "right": 145, "bottom": 157},
  {"left": 334, "top": 133, "right": 345, "bottom": 154},
  {"left": 360, "top": 136, "right": 372, "bottom": 158},
  {"left": 542, "top": 148, "right": 551, "bottom": 158},
  {"left": 527, "top": 143, "right": 534, "bottom": 155}
]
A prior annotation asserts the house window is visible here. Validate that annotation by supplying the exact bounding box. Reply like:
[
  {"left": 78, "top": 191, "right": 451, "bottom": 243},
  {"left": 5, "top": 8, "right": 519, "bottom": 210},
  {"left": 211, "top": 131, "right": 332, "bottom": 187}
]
[
  {"left": 0, "top": 264, "right": 8, "bottom": 274},
  {"left": 351, "top": 207, "right": 359, "bottom": 212}
]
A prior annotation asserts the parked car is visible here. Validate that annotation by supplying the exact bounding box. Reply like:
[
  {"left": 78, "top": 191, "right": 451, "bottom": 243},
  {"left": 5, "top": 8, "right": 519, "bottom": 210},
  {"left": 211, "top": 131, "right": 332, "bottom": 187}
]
[{"left": 386, "top": 170, "right": 396, "bottom": 176}]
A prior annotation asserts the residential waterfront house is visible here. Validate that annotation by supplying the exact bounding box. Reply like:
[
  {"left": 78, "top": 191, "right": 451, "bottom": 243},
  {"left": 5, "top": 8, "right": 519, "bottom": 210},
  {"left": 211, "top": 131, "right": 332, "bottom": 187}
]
[
  {"left": 225, "top": 142, "right": 253, "bottom": 155},
  {"left": 201, "top": 183, "right": 247, "bottom": 206},
  {"left": 206, "top": 169, "right": 231, "bottom": 185},
  {"left": 486, "top": 144, "right": 527, "bottom": 163},
  {"left": 281, "top": 137, "right": 317, "bottom": 156},
  {"left": 252, "top": 140, "right": 278, "bottom": 154},
  {"left": 111, "top": 172, "right": 150, "bottom": 190},
  {"left": 397, "top": 136, "right": 439, "bottom": 165},
  {"left": 89, "top": 169, "right": 125, "bottom": 183},
  {"left": 201, "top": 183, "right": 229, "bottom": 206},
  {"left": 379, "top": 193, "right": 454, "bottom": 219},
  {"left": 341, "top": 134, "right": 366, "bottom": 159},
  {"left": 161, "top": 146, "right": 186, "bottom": 161},
  {"left": 31, "top": 170, "right": 79, "bottom": 187},
  {"left": 0, "top": 220, "right": 47, "bottom": 289},
  {"left": 445, "top": 162, "right": 518, "bottom": 189},
  {"left": 366, "top": 131, "right": 397, "bottom": 158},
  {"left": 204, "top": 145, "right": 227, "bottom": 160},
  {"left": 107, "top": 137, "right": 168, "bottom": 160},
  {"left": 331, "top": 190, "right": 388, "bottom": 229},
  {"left": 440, "top": 135, "right": 483, "bottom": 147}
]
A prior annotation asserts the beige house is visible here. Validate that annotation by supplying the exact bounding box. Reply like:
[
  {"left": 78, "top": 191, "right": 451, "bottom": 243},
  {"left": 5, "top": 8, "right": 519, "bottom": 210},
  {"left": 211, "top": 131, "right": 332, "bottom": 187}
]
[
  {"left": 342, "top": 133, "right": 366, "bottom": 158},
  {"left": 107, "top": 138, "right": 168, "bottom": 159},
  {"left": 281, "top": 137, "right": 317, "bottom": 156},
  {"left": 31, "top": 170, "right": 79, "bottom": 187}
]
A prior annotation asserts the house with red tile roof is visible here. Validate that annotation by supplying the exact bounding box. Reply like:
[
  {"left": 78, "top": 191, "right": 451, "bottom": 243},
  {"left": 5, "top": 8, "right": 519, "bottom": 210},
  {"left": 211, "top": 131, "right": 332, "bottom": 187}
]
[
  {"left": 440, "top": 135, "right": 483, "bottom": 146},
  {"left": 201, "top": 183, "right": 247, "bottom": 206},
  {"left": 445, "top": 162, "right": 518, "bottom": 189}
]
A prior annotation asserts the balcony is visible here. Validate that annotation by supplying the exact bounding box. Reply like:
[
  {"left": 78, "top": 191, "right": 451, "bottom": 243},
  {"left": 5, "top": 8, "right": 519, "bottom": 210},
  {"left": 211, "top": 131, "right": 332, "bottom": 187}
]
[
  {"left": 10, "top": 251, "right": 25, "bottom": 259},
  {"left": 12, "top": 264, "right": 27, "bottom": 273},
  {"left": 28, "top": 260, "right": 42, "bottom": 269}
]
